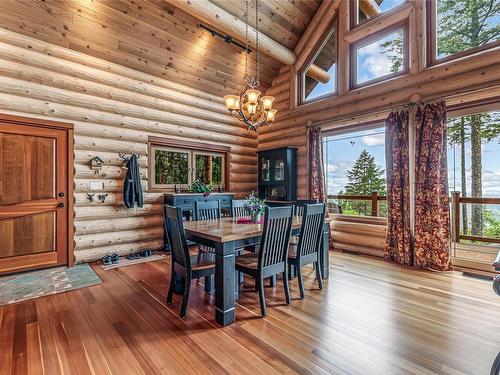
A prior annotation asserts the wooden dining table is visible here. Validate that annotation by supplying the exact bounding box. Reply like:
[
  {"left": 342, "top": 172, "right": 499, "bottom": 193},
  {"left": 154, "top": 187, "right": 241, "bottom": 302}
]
[{"left": 183, "top": 216, "right": 331, "bottom": 326}]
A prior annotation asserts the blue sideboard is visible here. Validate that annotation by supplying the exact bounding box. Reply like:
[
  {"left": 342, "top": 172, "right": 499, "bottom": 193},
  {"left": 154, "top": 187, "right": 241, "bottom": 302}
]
[
  {"left": 162, "top": 193, "right": 235, "bottom": 251},
  {"left": 163, "top": 192, "right": 235, "bottom": 219}
]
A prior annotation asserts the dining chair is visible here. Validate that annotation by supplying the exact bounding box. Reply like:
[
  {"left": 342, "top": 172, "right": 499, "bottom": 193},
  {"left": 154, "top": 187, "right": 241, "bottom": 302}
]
[
  {"left": 194, "top": 200, "right": 221, "bottom": 221},
  {"left": 163, "top": 205, "right": 216, "bottom": 318},
  {"left": 293, "top": 199, "right": 318, "bottom": 217},
  {"left": 288, "top": 203, "right": 325, "bottom": 299},
  {"left": 235, "top": 206, "right": 293, "bottom": 317},
  {"left": 230, "top": 199, "right": 250, "bottom": 218}
]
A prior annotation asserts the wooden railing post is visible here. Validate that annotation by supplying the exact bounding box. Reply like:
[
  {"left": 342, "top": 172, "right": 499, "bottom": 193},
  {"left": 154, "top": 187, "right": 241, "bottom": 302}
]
[
  {"left": 451, "top": 191, "right": 461, "bottom": 243},
  {"left": 371, "top": 191, "right": 378, "bottom": 217}
]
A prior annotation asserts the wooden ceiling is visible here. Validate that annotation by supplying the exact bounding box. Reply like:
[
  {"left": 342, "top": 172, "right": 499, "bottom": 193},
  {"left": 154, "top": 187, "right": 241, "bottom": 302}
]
[
  {"left": 210, "top": 0, "right": 322, "bottom": 50},
  {"left": 0, "top": 0, "right": 324, "bottom": 96}
]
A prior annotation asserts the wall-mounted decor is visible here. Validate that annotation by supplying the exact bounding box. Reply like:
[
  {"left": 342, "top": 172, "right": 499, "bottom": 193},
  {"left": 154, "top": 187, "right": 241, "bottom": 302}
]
[{"left": 89, "top": 156, "right": 104, "bottom": 173}]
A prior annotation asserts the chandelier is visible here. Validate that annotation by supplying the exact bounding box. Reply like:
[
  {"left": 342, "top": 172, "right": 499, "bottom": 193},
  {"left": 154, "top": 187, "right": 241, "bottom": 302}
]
[{"left": 224, "top": 0, "right": 277, "bottom": 132}]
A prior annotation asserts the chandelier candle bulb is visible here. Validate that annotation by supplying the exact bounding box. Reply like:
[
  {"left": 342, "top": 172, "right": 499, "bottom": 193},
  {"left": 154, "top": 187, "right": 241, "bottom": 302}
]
[
  {"left": 246, "top": 89, "right": 261, "bottom": 104},
  {"left": 247, "top": 102, "right": 258, "bottom": 115},
  {"left": 266, "top": 109, "right": 277, "bottom": 122},
  {"left": 260, "top": 96, "right": 275, "bottom": 110},
  {"left": 224, "top": 95, "right": 239, "bottom": 110}
]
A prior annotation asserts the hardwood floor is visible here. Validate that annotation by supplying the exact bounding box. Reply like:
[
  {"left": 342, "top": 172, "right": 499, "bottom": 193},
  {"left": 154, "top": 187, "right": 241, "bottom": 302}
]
[{"left": 1, "top": 252, "right": 499, "bottom": 374}]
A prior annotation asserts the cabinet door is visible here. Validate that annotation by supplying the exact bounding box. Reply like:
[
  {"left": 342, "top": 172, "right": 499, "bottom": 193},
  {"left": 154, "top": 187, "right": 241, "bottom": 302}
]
[
  {"left": 260, "top": 155, "right": 271, "bottom": 182},
  {"left": 273, "top": 154, "right": 286, "bottom": 182}
]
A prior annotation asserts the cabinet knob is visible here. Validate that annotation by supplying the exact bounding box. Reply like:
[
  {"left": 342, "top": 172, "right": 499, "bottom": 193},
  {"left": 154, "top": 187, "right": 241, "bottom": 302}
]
[
  {"left": 57, "top": 203, "right": 65, "bottom": 208},
  {"left": 58, "top": 192, "right": 65, "bottom": 197}
]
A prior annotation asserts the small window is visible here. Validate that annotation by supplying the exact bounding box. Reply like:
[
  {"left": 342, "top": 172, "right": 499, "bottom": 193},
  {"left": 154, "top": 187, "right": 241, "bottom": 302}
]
[
  {"left": 351, "top": 25, "right": 407, "bottom": 88},
  {"left": 351, "top": 0, "right": 406, "bottom": 28},
  {"left": 299, "top": 25, "right": 337, "bottom": 104},
  {"left": 429, "top": 0, "right": 500, "bottom": 64},
  {"left": 149, "top": 139, "right": 228, "bottom": 190}
]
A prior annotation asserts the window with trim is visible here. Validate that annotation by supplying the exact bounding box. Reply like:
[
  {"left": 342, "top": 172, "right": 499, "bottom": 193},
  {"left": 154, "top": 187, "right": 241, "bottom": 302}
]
[
  {"left": 351, "top": 0, "right": 407, "bottom": 28},
  {"left": 149, "top": 138, "right": 228, "bottom": 190},
  {"left": 298, "top": 23, "right": 337, "bottom": 104},
  {"left": 323, "top": 125, "right": 387, "bottom": 217},
  {"left": 428, "top": 0, "right": 500, "bottom": 64},
  {"left": 351, "top": 24, "right": 407, "bottom": 88}
]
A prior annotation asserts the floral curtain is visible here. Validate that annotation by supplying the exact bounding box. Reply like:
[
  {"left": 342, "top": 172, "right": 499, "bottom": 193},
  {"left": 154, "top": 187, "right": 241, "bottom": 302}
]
[
  {"left": 384, "top": 111, "right": 412, "bottom": 266},
  {"left": 308, "top": 126, "right": 326, "bottom": 202},
  {"left": 414, "top": 102, "right": 452, "bottom": 270}
]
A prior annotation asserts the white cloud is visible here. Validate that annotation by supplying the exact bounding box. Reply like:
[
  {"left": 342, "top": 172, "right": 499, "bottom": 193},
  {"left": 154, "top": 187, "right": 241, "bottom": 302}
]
[{"left": 362, "top": 133, "right": 385, "bottom": 146}]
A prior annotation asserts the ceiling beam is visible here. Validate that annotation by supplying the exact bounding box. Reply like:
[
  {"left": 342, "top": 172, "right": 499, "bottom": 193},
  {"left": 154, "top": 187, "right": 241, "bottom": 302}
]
[{"left": 164, "top": 0, "right": 330, "bottom": 84}]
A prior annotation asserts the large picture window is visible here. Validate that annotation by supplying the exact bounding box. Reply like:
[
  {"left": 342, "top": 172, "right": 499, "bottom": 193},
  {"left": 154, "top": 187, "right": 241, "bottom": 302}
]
[
  {"left": 323, "top": 125, "right": 387, "bottom": 217},
  {"left": 350, "top": 24, "right": 408, "bottom": 88},
  {"left": 428, "top": 0, "right": 500, "bottom": 64},
  {"left": 149, "top": 138, "right": 228, "bottom": 190}
]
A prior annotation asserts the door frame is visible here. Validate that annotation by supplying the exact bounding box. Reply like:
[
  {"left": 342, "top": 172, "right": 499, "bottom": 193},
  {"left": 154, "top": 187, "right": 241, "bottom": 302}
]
[{"left": 0, "top": 114, "right": 74, "bottom": 273}]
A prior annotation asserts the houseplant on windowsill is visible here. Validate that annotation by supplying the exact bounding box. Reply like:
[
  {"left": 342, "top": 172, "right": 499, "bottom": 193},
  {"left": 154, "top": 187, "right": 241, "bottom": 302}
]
[
  {"left": 189, "top": 180, "right": 213, "bottom": 197},
  {"left": 245, "top": 191, "right": 266, "bottom": 223}
]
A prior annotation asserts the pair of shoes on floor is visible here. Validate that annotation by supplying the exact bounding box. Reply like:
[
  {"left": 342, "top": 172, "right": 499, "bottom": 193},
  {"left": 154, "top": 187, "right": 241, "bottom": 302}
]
[
  {"left": 102, "top": 253, "right": 120, "bottom": 265},
  {"left": 140, "top": 250, "right": 153, "bottom": 257},
  {"left": 126, "top": 253, "right": 141, "bottom": 260}
]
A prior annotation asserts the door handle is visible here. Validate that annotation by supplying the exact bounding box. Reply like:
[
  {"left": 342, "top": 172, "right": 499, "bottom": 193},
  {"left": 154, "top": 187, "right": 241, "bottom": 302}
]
[{"left": 57, "top": 203, "right": 65, "bottom": 208}]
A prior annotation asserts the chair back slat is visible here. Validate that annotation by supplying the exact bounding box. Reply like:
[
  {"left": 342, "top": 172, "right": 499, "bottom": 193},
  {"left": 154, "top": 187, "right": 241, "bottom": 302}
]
[
  {"left": 230, "top": 199, "right": 250, "bottom": 218},
  {"left": 294, "top": 199, "right": 318, "bottom": 217},
  {"left": 259, "top": 206, "right": 293, "bottom": 268},
  {"left": 297, "top": 203, "right": 325, "bottom": 258},
  {"left": 194, "top": 200, "right": 221, "bottom": 221},
  {"left": 163, "top": 205, "right": 190, "bottom": 269}
]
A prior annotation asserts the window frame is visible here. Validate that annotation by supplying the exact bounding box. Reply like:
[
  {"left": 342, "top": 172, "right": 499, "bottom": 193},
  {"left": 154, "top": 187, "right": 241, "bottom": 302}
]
[
  {"left": 193, "top": 150, "right": 226, "bottom": 187},
  {"left": 426, "top": 0, "right": 500, "bottom": 66},
  {"left": 349, "top": 21, "right": 409, "bottom": 90},
  {"left": 349, "top": 0, "right": 408, "bottom": 29},
  {"left": 148, "top": 136, "right": 230, "bottom": 191},
  {"left": 323, "top": 121, "right": 388, "bottom": 219},
  {"left": 150, "top": 144, "right": 191, "bottom": 189},
  {"left": 297, "top": 16, "right": 338, "bottom": 106}
]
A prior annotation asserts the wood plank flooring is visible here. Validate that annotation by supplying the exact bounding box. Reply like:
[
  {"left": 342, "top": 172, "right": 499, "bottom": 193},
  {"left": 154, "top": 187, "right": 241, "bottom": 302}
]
[{"left": 1, "top": 252, "right": 500, "bottom": 375}]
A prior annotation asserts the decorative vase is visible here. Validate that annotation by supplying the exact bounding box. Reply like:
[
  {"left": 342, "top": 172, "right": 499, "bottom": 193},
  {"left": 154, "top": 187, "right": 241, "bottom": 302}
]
[{"left": 251, "top": 212, "right": 261, "bottom": 223}]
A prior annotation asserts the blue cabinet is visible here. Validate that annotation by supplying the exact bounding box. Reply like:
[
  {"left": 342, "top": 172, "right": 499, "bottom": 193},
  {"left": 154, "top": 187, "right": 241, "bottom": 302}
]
[{"left": 163, "top": 193, "right": 235, "bottom": 218}]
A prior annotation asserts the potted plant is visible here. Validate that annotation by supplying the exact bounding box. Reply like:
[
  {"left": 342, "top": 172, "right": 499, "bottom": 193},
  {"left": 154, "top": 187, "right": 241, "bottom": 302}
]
[
  {"left": 245, "top": 191, "right": 266, "bottom": 223},
  {"left": 189, "top": 180, "right": 212, "bottom": 197}
]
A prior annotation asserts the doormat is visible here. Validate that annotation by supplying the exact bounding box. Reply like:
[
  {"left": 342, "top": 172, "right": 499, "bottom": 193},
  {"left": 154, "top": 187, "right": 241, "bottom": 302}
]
[
  {"left": 0, "top": 263, "right": 102, "bottom": 306},
  {"left": 100, "top": 252, "right": 166, "bottom": 271}
]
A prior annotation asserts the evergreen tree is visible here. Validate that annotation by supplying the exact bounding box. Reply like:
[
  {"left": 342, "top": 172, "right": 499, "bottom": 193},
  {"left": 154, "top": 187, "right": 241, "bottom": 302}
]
[{"left": 341, "top": 150, "right": 386, "bottom": 216}]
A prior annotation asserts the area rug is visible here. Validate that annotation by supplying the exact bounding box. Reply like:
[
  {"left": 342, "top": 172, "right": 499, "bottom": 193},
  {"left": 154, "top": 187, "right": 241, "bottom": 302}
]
[
  {"left": 0, "top": 263, "right": 102, "bottom": 306},
  {"left": 100, "top": 252, "right": 166, "bottom": 271}
]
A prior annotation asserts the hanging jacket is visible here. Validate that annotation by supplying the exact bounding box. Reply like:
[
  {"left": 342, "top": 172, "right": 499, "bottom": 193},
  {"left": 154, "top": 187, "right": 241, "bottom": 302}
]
[{"left": 123, "top": 154, "right": 144, "bottom": 208}]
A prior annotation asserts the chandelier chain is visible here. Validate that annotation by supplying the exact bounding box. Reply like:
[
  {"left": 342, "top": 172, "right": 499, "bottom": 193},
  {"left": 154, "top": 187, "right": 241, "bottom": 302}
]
[
  {"left": 255, "top": 0, "right": 259, "bottom": 85},
  {"left": 244, "top": 0, "right": 249, "bottom": 80}
]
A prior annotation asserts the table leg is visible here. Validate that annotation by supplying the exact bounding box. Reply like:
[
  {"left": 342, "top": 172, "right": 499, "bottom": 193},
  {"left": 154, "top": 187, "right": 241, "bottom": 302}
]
[
  {"left": 214, "top": 241, "right": 236, "bottom": 326},
  {"left": 321, "top": 223, "right": 330, "bottom": 279}
]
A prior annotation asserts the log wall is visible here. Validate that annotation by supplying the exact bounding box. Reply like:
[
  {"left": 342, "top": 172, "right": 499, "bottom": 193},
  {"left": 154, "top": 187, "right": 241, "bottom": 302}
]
[{"left": 0, "top": 0, "right": 279, "bottom": 263}]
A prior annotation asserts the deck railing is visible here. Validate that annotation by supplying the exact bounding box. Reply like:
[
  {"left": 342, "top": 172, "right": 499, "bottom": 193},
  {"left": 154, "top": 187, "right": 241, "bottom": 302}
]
[
  {"left": 327, "top": 192, "right": 387, "bottom": 217},
  {"left": 451, "top": 192, "right": 500, "bottom": 245},
  {"left": 328, "top": 191, "right": 500, "bottom": 246}
]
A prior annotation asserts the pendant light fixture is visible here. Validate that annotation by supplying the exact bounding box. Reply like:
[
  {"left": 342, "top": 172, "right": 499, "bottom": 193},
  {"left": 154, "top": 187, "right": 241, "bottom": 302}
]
[{"left": 224, "top": 0, "right": 277, "bottom": 132}]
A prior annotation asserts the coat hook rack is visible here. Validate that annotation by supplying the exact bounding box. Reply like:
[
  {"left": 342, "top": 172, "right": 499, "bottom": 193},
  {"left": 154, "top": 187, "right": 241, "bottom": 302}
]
[{"left": 118, "top": 153, "right": 140, "bottom": 163}]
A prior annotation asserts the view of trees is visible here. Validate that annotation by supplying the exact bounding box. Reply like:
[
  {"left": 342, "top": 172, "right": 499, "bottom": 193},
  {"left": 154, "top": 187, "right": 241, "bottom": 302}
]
[
  {"left": 337, "top": 150, "right": 387, "bottom": 216},
  {"left": 154, "top": 150, "right": 188, "bottom": 185}
]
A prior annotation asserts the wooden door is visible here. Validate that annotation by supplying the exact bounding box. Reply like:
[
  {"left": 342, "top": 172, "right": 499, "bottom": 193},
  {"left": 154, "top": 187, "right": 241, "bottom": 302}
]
[{"left": 0, "top": 115, "right": 74, "bottom": 274}]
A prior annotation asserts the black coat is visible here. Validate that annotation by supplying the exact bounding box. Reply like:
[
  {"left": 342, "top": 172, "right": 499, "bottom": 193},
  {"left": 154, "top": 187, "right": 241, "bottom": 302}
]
[{"left": 123, "top": 155, "right": 144, "bottom": 208}]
